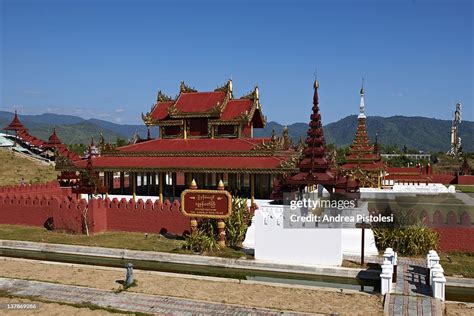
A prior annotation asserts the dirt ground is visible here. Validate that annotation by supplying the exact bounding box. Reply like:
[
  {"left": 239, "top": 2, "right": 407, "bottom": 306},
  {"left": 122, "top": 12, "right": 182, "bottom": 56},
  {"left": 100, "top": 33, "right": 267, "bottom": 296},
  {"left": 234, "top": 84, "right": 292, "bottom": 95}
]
[
  {"left": 445, "top": 301, "right": 474, "bottom": 316},
  {"left": 0, "top": 257, "right": 384, "bottom": 315},
  {"left": 0, "top": 297, "right": 126, "bottom": 315}
]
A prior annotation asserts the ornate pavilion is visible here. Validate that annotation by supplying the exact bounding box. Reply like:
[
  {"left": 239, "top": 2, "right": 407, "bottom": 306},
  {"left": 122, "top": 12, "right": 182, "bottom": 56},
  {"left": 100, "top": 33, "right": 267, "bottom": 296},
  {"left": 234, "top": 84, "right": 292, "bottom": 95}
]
[{"left": 57, "top": 80, "right": 301, "bottom": 201}]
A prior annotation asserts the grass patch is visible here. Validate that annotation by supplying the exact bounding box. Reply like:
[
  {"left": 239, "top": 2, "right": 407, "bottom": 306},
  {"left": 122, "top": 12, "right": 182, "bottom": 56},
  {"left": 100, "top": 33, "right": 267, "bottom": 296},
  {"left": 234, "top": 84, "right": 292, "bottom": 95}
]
[
  {"left": 440, "top": 252, "right": 474, "bottom": 278},
  {"left": 0, "top": 224, "right": 248, "bottom": 258},
  {"left": 455, "top": 185, "right": 474, "bottom": 193},
  {"left": 0, "top": 148, "right": 58, "bottom": 186}
]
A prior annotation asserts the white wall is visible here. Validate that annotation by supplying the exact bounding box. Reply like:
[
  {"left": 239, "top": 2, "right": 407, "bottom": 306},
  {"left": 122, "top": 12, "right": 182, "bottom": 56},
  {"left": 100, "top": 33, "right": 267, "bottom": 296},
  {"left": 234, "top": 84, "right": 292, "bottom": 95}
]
[
  {"left": 243, "top": 200, "right": 380, "bottom": 259},
  {"left": 342, "top": 229, "right": 379, "bottom": 256},
  {"left": 254, "top": 206, "right": 343, "bottom": 267}
]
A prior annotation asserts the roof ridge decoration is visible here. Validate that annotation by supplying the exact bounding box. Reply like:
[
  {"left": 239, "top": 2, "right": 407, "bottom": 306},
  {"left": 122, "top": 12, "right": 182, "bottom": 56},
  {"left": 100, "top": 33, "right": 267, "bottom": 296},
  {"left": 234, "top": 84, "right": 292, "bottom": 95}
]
[
  {"left": 179, "top": 81, "right": 198, "bottom": 94},
  {"left": 240, "top": 86, "right": 266, "bottom": 126},
  {"left": 168, "top": 81, "right": 231, "bottom": 118},
  {"left": 157, "top": 90, "right": 173, "bottom": 102},
  {"left": 241, "top": 86, "right": 259, "bottom": 100},
  {"left": 214, "top": 79, "right": 233, "bottom": 97},
  {"left": 252, "top": 127, "right": 293, "bottom": 152}
]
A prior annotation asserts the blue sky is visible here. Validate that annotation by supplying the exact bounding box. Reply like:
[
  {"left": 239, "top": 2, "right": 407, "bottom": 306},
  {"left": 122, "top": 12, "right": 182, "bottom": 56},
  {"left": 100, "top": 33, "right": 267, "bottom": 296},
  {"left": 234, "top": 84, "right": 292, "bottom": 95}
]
[{"left": 1, "top": 0, "right": 472, "bottom": 124}]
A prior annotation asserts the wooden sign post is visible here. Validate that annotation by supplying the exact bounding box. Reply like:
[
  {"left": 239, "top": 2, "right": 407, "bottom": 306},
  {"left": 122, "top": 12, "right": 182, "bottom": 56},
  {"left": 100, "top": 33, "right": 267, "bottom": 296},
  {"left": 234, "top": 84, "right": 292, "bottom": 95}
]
[
  {"left": 181, "top": 180, "right": 232, "bottom": 248},
  {"left": 356, "top": 221, "right": 371, "bottom": 266}
]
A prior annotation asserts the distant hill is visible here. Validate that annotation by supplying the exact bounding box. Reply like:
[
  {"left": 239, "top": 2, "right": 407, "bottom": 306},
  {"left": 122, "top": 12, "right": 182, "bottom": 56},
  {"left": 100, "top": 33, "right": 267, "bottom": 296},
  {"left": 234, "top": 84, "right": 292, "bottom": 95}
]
[
  {"left": 0, "top": 111, "right": 472, "bottom": 152},
  {"left": 254, "top": 116, "right": 474, "bottom": 153},
  {"left": 0, "top": 111, "right": 142, "bottom": 145}
]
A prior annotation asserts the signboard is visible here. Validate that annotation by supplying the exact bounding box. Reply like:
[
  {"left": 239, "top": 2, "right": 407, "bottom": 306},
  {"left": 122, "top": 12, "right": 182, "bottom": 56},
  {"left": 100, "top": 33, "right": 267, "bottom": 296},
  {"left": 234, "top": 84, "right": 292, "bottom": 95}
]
[{"left": 181, "top": 189, "right": 232, "bottom": 219}]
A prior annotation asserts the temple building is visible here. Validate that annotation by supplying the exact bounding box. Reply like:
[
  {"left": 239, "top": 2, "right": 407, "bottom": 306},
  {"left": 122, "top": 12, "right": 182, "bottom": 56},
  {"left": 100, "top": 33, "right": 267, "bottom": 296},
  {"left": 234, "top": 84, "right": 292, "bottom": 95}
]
[
  {"left": 57, "top": 80, "right": 300, "bottom": 201},
  {"left": 341, "top": 85, "right": 385, "bottom": 187}
]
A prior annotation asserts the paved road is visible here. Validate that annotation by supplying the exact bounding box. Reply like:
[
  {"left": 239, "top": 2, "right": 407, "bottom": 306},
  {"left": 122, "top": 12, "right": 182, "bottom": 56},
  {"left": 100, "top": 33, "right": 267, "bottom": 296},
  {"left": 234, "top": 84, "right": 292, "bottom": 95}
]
[{"left": 0, "top": 277, "right": 304, "bottom": 315}]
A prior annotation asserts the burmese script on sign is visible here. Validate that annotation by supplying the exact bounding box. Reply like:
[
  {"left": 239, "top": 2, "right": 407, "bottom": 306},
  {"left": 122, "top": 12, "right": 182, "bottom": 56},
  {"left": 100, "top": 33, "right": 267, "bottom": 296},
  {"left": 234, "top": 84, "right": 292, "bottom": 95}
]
[
  {"left": 181, "top": 190, "right": 232, "bottom": 219},
  {"left": 195, "top": 194, "right": 217, "bottom": 214}
]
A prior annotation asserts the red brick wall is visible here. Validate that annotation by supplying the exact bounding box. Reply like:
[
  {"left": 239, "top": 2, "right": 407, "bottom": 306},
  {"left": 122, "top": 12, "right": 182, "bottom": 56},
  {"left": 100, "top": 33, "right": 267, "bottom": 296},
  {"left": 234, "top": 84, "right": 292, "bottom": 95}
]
[
  {"left": 457, "top": 175, "right": 474, "bottom": 185},
  {"left": 0, "top": 194, "right": 82, "bottom": 232},
  {"left": 434, "top": 228, "right": 474, "bottom": 252},
  {"left": 421, "top": 210, "right": 473, "bottom": 252},
  {"left": 90, "top": 198, "right": 190, "bottom": 235},
  {"left": 0, "top": 184, "right": 190, "bottom": 236}
]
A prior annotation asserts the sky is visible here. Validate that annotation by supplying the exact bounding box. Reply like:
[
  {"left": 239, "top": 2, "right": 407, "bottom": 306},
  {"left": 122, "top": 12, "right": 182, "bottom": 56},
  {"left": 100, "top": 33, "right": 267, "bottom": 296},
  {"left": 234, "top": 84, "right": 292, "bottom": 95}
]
[{"left": 0, "top": 0, "right": 472, "bottom": 125}]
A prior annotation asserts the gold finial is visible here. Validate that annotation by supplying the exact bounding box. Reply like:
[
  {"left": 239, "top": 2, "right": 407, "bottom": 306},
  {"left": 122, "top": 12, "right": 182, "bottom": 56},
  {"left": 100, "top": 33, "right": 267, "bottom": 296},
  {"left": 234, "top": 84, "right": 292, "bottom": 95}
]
[
  {"left": 360, "top": 78, "right": 365, "bottom": 95},
  {"left": 217, "top": 179, "right": 224, "bottom": 190},
  {"left": 314, "top": 80, "right": 319, "bottom": 89},
  {"left": 190, "top": 179, "right": 197, "bottom": 189}
]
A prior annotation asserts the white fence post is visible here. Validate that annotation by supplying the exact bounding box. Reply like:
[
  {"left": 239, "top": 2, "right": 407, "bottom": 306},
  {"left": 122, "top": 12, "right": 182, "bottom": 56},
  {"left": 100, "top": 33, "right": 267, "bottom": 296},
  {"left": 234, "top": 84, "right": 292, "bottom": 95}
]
[
  {"left": 432, "top": 272, "right": 446, "bottom": 301},
  {"left": 380, "top": 264, "right": 393, "bottom": 295}
]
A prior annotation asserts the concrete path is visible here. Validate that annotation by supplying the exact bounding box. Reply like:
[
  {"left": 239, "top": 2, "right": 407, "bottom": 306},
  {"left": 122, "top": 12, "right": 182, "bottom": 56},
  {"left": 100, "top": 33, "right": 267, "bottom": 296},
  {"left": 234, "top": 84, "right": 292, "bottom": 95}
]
[
  {"left": 0, "top": 277, "right": 304, "bottom": 315},
  {"left": 387, "top": 264, "right": 443, "bottom": 316}
]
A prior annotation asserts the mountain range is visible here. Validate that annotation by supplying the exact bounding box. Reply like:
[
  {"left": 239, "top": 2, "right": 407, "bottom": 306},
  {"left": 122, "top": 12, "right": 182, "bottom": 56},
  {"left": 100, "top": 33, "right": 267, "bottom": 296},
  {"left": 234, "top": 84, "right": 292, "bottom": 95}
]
[{"left": 0, "top": 111, "right": 472, "bottom": 153}]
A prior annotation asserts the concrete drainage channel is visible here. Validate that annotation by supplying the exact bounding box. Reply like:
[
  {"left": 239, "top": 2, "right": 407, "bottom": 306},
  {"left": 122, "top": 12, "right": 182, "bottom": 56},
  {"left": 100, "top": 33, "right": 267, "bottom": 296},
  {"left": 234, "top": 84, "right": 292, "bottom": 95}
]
[
  {"left": 0, "top": 240, "right": 472, "bottom": 302},
  {"left": 0, "top": 240, "right": 379, "bottom": 293}
]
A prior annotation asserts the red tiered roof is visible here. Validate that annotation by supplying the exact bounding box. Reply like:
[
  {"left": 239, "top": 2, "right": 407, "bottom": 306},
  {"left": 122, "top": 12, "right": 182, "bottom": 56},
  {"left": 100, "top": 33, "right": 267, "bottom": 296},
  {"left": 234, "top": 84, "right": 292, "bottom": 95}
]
[
  {"left": 147, "top": 80, "right": 265, "bottom": 127},
  {"left": 70, "top": 137, "right": 298, "bottom": 173},
  {"left": 287, "top": 81, "right": 359, "bottom": 193},
  {"left": 288, "top": 81, "right": 333, "bottom": 184},
  {"left": 4, "top": 111, "right": 28, "bottom": 131},
  {"left": 43, "top": 128, "right": 62, "bottom": 148},
  {"left": 341, "top": 100, "right": 384, "bottom": 172}
]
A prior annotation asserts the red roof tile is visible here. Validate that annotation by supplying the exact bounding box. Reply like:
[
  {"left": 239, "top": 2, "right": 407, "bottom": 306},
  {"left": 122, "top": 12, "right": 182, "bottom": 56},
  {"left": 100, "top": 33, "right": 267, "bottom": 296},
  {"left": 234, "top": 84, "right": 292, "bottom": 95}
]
[
  {"left": 117, "top": 137, "right": 271, "bottom": 153},
  {"left": 174, "top": 91, "right": 226, "bottom": 113},
  {"left": 220, "top": 99, "right": 253, "bottom": 120},
  {"left": 151, "top": 101, "right": 174, "bottom": 120},
  {"left": 386, "top": 167, "right": 421, "bottom": 174}
]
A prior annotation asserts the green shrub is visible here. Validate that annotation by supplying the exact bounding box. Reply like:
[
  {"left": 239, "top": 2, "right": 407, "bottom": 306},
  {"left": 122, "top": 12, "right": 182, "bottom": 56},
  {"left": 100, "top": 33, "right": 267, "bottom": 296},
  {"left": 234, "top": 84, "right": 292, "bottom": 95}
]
[
  {"left": 373, "top": 226, "right": 439, "bottom": 256},
  {"left": 225, "top": 197, "right": 252, "bottom": 248},
  {"left": 183, "top": 196, "right": 251, "bottom": 252},
  {"left": 183, "top": 229, "right": 219, "bottom": 253}
]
